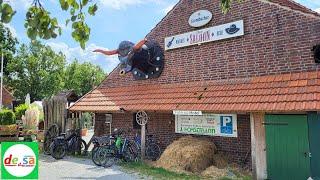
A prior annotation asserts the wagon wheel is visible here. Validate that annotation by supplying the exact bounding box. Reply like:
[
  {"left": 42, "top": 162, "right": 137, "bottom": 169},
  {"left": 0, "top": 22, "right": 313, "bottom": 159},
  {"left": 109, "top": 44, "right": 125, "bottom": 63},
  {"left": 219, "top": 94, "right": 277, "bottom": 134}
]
[
  {"left": 43, "top": 124, "right": 60, "bottom": 155},
  {"left": 136, "top": 111, "right": 148, "bottom": 126}
]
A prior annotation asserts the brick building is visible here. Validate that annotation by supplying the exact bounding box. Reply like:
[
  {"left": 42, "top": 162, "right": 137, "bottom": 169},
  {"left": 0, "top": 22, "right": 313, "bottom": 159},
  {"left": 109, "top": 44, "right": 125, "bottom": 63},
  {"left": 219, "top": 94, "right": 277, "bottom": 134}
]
[{"left": 70, "top": 0, "right": 320, "bottom": 179}]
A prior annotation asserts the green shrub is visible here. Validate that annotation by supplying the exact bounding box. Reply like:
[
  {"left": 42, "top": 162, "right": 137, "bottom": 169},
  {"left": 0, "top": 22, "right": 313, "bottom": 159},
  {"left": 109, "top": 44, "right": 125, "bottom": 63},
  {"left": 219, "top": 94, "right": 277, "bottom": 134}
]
[
  {"left": 0, "top": 109, "right": 16, "bottom": 125},
  {"left": 15, "top": 104, "right": 28, "bottom": 120}
]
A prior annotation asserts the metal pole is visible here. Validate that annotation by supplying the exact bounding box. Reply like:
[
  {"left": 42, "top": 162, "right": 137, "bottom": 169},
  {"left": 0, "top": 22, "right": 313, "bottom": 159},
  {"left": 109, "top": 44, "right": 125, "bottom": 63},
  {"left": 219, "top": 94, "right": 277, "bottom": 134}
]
[{"left": 0, "top": 52, "right": 3, "bottom": 110}]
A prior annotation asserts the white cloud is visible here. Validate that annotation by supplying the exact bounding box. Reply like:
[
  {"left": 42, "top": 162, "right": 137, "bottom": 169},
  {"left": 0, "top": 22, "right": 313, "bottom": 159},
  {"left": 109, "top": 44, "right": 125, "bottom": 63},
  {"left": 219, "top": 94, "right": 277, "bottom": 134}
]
[
  {"left": 98, "top": 0, "right": 164, "bottom": 10},
  {"left": 163, "top": 4, "right": 174, "bottom": 14},
  {"left": 315, "top": 8, "right": 320, "bottom": 13},
  {"left": 46, "top": 42, "right": 119, "bottom": 73},
  {"left": 6, "top": 0, "right": 32, "bottom": 10},
  {"left": 3, "top": 24, "right": 17, "bottom": 38},
  {"left": 99, "top": 0, "right": 143, "bottom": 10}
]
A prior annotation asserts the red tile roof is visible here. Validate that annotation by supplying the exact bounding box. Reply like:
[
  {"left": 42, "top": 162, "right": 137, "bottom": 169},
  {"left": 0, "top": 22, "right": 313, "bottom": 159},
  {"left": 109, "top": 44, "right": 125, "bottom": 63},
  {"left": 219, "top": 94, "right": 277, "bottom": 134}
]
[
  {"left": 69, "top": 71, "right": 320, "bottom": 113},
  {"left": 270, "top": 0, "right": 319, "bottom": 16}
]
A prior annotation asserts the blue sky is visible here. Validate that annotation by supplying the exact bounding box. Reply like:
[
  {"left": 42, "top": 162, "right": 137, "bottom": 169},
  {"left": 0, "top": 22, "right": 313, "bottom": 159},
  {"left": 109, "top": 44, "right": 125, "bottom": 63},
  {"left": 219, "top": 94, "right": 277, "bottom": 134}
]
[{"left": 4, "top": 0, "right": 320, "bottom": 73}]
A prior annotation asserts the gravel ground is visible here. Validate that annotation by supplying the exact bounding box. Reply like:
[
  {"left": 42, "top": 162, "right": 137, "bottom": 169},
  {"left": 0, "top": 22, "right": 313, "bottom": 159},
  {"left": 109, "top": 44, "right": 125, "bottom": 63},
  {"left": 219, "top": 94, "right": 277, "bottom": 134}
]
[{"left": 39, "top": 155, "right": 141, "bottom": 180}]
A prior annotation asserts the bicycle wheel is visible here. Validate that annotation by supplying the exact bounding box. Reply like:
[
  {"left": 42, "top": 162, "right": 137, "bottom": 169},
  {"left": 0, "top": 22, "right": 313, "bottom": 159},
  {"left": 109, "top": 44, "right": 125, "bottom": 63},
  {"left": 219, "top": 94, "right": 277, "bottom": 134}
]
[
  {"left": 43, "top": 124, "right": 59, "bottom": 155},
  {"left": 92, "top": 146, "right": 102, "bottom": 166},
  {"left": 146, "top": 143, "right": 161, "bottom": 161},
  {"left": 50, "top": 143, "right": 66, "bottom": 160},
  {"left": 101, "top": 145, "right": 118, "bottom": 168},
  {"left": 77, "top": 139, "right": 87, "bottom": 155},
  {"left": 124, "top": 142, "right": 139, "bottom": 162},
  {"left": 103, "top": 152, "right": 118, "bottom": 168}
]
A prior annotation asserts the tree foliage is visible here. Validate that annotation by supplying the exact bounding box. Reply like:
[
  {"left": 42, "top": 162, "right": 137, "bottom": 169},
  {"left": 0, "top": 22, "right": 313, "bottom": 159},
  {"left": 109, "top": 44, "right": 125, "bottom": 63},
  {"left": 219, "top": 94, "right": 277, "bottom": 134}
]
[
  {"left": 5, "top": 41, "right": 106, "bottom": 101},
  {"left": 64, "top": 60, "right": 105, "bottom": 96},
  {"left": 0, "top": 23, "right": 18, "bottom": 76},
  {"left": 0, "top": 0, "right": 97, "bottom": 49},
  {"left": 6, "top": 41, "right": 66, "bottom": 102},
  {"left": 220, "top": 0, "right": 243, "bottom": 13}
]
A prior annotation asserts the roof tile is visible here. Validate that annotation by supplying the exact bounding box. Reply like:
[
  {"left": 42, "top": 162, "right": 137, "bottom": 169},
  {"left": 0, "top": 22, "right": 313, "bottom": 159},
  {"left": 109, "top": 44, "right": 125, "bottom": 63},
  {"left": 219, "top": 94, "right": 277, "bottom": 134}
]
[{"left": 70, "top": 71, "right": 320, "bottom": 113}]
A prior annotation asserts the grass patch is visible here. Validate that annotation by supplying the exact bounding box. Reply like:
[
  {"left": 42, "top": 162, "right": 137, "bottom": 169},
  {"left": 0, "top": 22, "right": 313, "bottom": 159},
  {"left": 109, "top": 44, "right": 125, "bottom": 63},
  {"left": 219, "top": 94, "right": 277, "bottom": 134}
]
[{"left": 120, "top": 162, "right": 202, "bottom": 180}]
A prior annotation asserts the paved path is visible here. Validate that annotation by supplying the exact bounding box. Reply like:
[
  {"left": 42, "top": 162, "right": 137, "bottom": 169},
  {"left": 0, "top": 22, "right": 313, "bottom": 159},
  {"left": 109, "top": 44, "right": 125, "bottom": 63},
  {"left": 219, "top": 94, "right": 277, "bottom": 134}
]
[{"left": 39, "top": 155, "right": 141, "bottom": 180}]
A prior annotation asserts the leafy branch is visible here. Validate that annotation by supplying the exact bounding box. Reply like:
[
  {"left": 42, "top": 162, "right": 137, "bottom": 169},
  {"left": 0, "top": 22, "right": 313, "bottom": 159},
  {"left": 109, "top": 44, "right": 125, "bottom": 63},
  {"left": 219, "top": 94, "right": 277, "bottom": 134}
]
[
  {"left": 0, "top": 0, "right": 98, "bottom": 49},
  {"left": 0, "top": 0, "right": 16, "bottom": 23}
]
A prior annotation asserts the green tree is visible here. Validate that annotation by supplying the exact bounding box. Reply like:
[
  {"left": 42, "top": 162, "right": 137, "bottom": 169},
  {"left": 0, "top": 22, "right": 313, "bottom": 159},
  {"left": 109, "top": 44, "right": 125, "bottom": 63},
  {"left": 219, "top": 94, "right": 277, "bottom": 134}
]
[
  {"left": 6, "top": 41, "right": 66, "bottom": 101},
  {"left": 0, "top": 22, "right": 18, "bottom": 76},
  {"left": 64, "top": 60, "right": 105, "bottom": 96}
]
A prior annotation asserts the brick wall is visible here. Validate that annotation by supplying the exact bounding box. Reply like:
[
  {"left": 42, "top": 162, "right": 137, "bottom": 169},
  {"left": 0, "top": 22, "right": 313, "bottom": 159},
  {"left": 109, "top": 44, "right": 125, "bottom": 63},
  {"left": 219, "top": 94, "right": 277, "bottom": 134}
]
[
  {"left": 101, "top": 0, "right": 320, "bottom": 88},
  {"left": 95, "top": 112, "right": 251, "bottom": 167}
]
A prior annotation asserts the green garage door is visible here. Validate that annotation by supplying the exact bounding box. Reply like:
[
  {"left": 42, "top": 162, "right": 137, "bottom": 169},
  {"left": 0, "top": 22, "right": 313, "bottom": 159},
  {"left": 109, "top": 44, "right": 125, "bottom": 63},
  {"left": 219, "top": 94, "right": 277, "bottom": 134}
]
[{"left": 265, "top": 115, "right": 311, "bottom": 180}]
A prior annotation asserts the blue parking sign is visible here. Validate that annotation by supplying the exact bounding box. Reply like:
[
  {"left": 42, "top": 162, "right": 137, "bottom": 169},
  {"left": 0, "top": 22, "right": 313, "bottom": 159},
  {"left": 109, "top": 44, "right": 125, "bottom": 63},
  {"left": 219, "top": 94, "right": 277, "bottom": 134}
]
[{"left": 220, "top": 116, "right": 233, "bottom": 134}]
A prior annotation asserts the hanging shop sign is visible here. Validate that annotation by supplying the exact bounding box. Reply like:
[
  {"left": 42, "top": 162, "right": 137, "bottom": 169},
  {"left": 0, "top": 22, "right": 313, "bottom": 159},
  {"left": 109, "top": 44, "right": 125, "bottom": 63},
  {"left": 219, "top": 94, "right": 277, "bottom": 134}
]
[
  {"left": 165, "top": 20, "right": 244, "bottom": 51},
  {"left": 175, "top": 114, "right": 238, "bottom": 137},
  {"left": 173, "top": 110, "right": 202, "bottom": 116},
  {"left": 188, "top": 10, "right": 212, "bottom": 28}
]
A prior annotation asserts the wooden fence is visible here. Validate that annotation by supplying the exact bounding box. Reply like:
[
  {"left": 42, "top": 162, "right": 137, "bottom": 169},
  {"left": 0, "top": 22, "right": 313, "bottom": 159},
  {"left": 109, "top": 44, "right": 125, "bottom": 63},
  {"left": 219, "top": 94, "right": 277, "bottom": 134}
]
[{"left": 43, "top": 96, "right": 68, "bottom": 133}]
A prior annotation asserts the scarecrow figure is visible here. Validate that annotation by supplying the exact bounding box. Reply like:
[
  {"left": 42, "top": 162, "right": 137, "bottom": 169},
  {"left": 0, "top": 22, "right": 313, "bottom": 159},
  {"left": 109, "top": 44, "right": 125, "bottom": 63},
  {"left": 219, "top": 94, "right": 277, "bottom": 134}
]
[{"left": 94, "top": 39, "right": 164, "bottom": 80}]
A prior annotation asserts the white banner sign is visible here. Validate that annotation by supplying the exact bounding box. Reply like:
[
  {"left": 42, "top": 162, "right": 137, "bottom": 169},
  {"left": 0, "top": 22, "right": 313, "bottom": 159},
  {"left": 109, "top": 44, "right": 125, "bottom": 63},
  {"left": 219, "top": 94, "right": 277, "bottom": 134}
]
[
  {"left": 173, "top": 110, "right": 202, "bottom": 116},
  {"left": 165, "top": 20, "right": 244, "bottom": 51},
  {"left": 175, "top": 114, "right": 238, "bottom": 137}
]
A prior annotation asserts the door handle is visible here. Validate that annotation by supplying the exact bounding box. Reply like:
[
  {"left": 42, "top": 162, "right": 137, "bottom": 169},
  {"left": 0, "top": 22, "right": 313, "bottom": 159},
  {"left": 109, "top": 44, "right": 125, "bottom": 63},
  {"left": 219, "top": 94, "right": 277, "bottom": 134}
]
[{"left": 304, "top": 152, "right": 312, "bottom": 158}]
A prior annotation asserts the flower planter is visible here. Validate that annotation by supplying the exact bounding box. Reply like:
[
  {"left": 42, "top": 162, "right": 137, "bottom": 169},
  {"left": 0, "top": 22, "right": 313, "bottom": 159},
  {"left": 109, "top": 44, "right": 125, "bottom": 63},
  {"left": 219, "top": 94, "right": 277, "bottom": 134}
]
[
  {"left": 0, "top": 124, "right": 18, "bottom": 142},
  {"left": 0, "top": 124, "right": 18, "bottom": 136}
]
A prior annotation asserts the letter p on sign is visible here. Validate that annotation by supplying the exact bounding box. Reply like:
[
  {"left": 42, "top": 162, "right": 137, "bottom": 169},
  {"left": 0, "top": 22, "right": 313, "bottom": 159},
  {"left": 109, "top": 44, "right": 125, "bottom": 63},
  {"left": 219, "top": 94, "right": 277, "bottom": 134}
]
[
  {"left": 220, "top": 116, "right": 233, "bottom": 135},
  {"left": 222, "top": 116, "right": 232, "bottom": 126}
]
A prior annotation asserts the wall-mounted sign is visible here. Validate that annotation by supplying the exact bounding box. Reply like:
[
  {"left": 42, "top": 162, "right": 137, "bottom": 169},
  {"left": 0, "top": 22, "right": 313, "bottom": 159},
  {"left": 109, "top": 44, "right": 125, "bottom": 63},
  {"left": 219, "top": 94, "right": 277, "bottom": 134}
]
[
  {"left": 105, "top": 114, "right": 112, "bottom": 124},
  {"left": 165, "top": 20, "right": 244, "bottom": 51},
  {"left": 173, "top": 110, "right": 202, "bottom": 116},
  {"left": 188, "top": 10, "right": 212, "bottom": 28},
  {"left": 175, "top": 114, "right": 238, "bottom": 137}
]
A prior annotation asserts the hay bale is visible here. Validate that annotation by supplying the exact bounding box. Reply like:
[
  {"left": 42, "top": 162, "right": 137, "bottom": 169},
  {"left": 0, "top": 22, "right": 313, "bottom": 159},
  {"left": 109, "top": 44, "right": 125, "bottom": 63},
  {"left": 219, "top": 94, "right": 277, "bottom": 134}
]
[
  {"left": 201, "top": 165, "right": 227, "bottom": 178},
  {"left": 213, "top": 152, "right": 228, "bottom": 169},
  {"left": 155, "top": 136, "right": 216, "bottom": 173}
]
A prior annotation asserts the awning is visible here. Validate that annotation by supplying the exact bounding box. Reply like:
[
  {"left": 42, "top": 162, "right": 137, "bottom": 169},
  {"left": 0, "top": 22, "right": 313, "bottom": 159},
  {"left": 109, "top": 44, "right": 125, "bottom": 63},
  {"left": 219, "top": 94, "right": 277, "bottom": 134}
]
[{"left": 69, "top": 71, "right": 320, "bottom": 113}]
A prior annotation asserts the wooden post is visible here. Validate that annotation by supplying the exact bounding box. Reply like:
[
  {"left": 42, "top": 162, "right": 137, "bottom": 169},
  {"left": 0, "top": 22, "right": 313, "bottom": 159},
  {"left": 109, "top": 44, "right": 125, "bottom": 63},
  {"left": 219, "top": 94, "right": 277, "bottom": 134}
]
[
  {"left": 250, "top": 112, "right": 267, "bottom": 180},
  {"left": 141, "top": 124, "right": 146, "bottom": 160}
]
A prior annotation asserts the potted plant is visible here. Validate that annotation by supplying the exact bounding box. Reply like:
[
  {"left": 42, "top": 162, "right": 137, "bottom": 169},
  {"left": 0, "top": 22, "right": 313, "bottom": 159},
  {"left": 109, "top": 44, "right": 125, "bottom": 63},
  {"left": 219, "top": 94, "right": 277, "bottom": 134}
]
[{"left": 79, "top": 113, "right": 91, "bottom": 136}]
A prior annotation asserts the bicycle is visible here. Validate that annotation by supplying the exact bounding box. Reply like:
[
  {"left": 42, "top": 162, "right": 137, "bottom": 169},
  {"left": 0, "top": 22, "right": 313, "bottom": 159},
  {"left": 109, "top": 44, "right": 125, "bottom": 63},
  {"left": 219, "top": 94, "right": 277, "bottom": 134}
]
[
  {"left": 91, "top": 135, "right": 112, "bottom": 166},
  {"left": 92, "top": 129, "right": 138, "bottom": 167},
  {"left": 50, "top": 129, "right": 87, "bottom": 160},
  {"left": 134, "top": 133, "right": 161, "bottom": 161}
]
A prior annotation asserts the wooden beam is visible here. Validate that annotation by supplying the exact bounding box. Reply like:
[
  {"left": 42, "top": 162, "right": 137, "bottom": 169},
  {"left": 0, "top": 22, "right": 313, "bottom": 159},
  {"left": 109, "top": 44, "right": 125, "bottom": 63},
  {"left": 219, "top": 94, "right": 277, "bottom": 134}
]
[
  {"left": 250, "top": 112, "right": 267, "bottom": 180},
  {"left": 141, "top": 124, "right": 146, "bottom": 160}
]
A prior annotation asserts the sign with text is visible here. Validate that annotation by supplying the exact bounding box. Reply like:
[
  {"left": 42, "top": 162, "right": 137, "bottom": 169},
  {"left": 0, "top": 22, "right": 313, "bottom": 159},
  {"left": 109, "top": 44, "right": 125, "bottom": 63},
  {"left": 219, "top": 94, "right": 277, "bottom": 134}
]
[
  {"left": 173, "top": 110, "right": 202, "bottom": 116},
  {"left": 175, "top": 114, "right": 237, "bottom": 137},
  {"left": 165, "top": 20, "right": 244, "bottom": 50},
  {"left": 1, "top": 142, "right": 39, "bottom": 179},
  {"left": 188, "top": 10, "right": 212, "bottom": 27}
]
